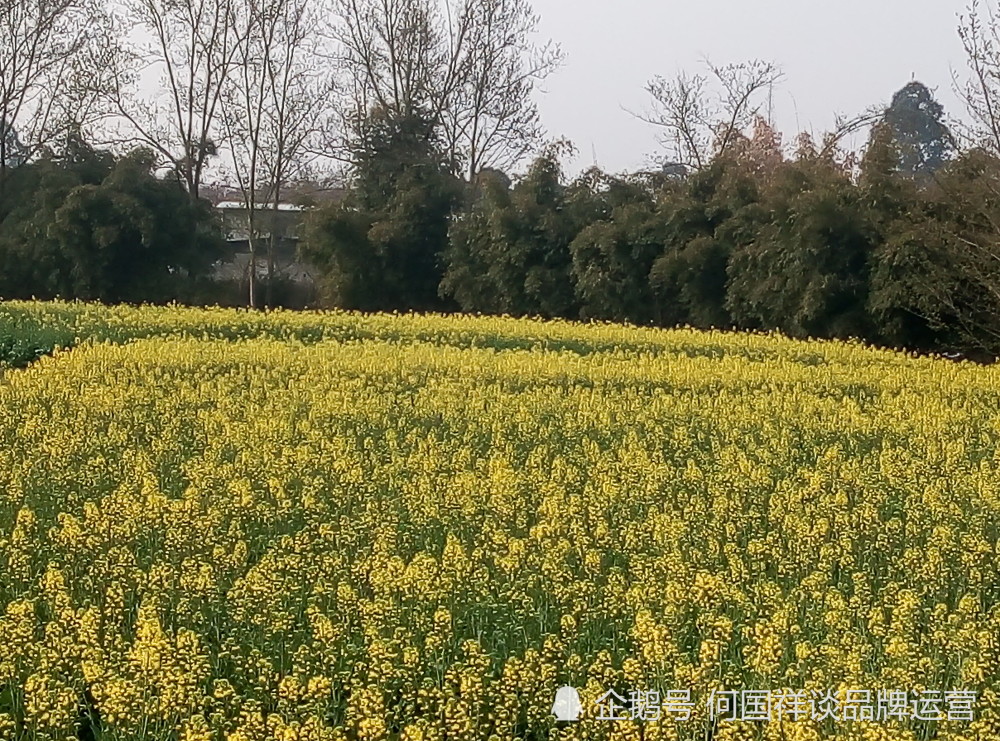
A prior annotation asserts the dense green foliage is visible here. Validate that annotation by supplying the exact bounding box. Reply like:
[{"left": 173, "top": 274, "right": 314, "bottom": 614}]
[
  {"left": 301, "top": 110, "right": 462, "bottom": 312},
  {"left": 883, "top": 81, "right": 957, "bottom": 178},
  {"left": 0, "top": 136, "right": 223, "bottom": 304},
  {"left": 442, "top": 149, "right": 595, "bottom": 318},
  {"left": 4, "top": 82, "right": 1000, "bottom": 358},
  {"left": 302, "top": 82, "right": 1000, "bottom": 358}
]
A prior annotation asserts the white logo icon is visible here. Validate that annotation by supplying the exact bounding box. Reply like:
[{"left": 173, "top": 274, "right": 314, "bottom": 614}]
[{"left": 552, "top": 686, "right": 583, "bottom": 721}]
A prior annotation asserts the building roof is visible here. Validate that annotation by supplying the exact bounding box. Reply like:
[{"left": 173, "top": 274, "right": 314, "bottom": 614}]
[
  {"left": 216, "top": 201, "right": 305, "bottom": 212},
  {"left": 201, "top": 182, "right": 348, "bottom": 207}
]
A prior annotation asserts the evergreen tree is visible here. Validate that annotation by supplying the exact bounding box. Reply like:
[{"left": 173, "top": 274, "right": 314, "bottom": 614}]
[
  {"left": 650, "top": 156, "right": 766, "bottom": 329},
  {"left": 726, "top": 149, "right": 875, "bottom": 339},
  {"left": 883, "top": 81, "right": 956, "bottom": 178},
  {"left": 569, "top": 172, "right": 662, "bottom": 324},
  {"left": 441, "top": 146, "right": 594, "bottom": 318},
  {"left": 858, "top": 122, "right": 947, "bottom": 350},
  {"left": 302, "top": 108, "right": 462, "bottom": 311},
  {"left": 0, "top": 138, "right": 221, "bottom": 301}
]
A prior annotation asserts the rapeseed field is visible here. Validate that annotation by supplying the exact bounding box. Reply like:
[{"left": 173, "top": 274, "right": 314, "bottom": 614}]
[{"left": 0, "top": 302, "right": 998, "bottom": 741}]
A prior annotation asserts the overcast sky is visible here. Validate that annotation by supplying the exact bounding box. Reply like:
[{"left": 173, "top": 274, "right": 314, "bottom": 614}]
[{"left": 527, "top": 0, "right": 972, "bottom": 175}]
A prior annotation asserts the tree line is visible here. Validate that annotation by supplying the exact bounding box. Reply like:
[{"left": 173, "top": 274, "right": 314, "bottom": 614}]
[
  {"left": 302, "top": 65, "right": 1000, "bottom": 359},
  {"left": 1, "top": 0, "right": 556, "bottom": 303},
  {"left": 6, "top": 0, "right": 1000, "bottom": 357}
]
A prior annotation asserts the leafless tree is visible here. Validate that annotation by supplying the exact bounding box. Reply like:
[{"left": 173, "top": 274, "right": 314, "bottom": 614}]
[
  {"left": 222, "top": 0, "right": 333, "bottom": 307},
  {"left": 441, "top": 0, "right": 561, "bottom": 180},
  {"left": 638, "top": 59, "right": 783, "bottom": 171},
  {"left": 330, "top": 0, "right": 456, "bottom": 134},
  {"left": 0, "top": 0, "right": 106, "bottom": 188},
  {"left": 97, "top": 0, "right": 244, "bottom": 200},
  {"left": 788, "top": 108, "right": 884, "bottom": 177},
  {"left": 817, "top": 110, "right": 884, "bottom": 163},
  {"left": 957, "top": 0, "right": 1000, "bottom": 155},
  {"left": 329, "top": 0, "right": 560, "bottom": 180}
]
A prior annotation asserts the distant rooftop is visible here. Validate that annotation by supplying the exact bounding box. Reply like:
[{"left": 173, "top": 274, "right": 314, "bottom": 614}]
[
  {"left": 216, "top": 201, "right": 305, "bottom": 212},
  {"left": 201, "top": 182, "right": 348, "bottom": 207}
]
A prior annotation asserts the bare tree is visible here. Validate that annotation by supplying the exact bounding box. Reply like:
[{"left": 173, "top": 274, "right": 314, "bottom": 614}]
[
  {"left": 817, "top": 110, "right": 884, "bottom": 163},
  {"left": 787, "top": 109, "right": 884, "bottom": 178},
  {"left": 0, "top": 0, "right": 105, "bottom": 188},
  {"left": 957, "top": 0, "right": 1000, "bottom": 155},
  {"left": 442, "top": 0, "right": 561, "bottom": 181},
  {"left": 222, "top": 0, "right": 333, "bottom": 307},
  {"left": 98, "top": 0, "right": 244, "bottom": 200},
  {"left": 331, "top": 0, "right": 456, "bottom": 131},
  {"left": 329, "top": 0, "right": 559, "bottom": 180},
  {"left": 638, "top": 59, "right": 783, "bottom": 171}
]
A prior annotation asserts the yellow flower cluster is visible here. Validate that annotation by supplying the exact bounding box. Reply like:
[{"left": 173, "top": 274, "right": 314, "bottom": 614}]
[{"left": 1, "top": 301, "right": 999, "bottom": 740}]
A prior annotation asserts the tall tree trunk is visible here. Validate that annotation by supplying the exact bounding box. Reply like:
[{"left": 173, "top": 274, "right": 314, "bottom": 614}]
[
  {"left": 266, "top": 228, "right": 276, "bottom": 307},
  {"left": 249, "top": 246, "right": 257, "bottom": 307},
  {"left": 266, "top": 187, "right": 281, "bottom": 307},
  {"left": 248, "top": 209, "right": 258, "bottom": 308}
]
